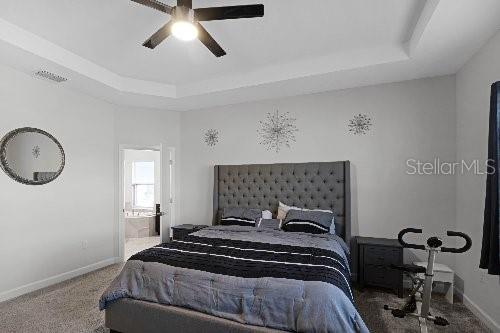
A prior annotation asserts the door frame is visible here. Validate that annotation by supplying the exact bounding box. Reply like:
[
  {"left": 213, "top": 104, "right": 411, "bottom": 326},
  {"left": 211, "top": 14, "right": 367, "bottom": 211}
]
[{"left": 117, "top": 144, "right": 175, "bottom": 262}]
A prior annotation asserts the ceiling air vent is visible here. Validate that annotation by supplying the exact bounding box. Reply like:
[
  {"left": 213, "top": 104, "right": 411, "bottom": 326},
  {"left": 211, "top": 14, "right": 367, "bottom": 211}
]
[{"left": 34, "top": 70, "right": 68, "bottom": 83}]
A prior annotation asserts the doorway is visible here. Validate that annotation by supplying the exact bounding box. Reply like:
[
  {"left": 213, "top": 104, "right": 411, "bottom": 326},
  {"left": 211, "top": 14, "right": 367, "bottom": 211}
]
[{"left": 118, "top": 145, "right": 173, "bottom": 261}]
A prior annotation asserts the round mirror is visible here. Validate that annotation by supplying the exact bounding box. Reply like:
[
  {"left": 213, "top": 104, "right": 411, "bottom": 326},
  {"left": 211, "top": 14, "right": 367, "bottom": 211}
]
[{"left": 0, "top": 127, "right": 65, "bottom": 185}]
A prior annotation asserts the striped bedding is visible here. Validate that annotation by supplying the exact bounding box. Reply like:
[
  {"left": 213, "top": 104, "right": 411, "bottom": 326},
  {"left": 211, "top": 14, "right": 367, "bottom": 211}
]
[
  {"left": 100, "top": 226, "right": 368, "bottom": 333},
  {"left": 130, "top": 235, "right": 352, "bottom": 301}
]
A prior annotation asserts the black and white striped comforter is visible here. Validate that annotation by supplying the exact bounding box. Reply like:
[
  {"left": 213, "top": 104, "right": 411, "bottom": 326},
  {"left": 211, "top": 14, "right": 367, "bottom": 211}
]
[
  {"left": 100, "top": 226, "right": 368, "bottom": 333},
  {"left": 130, "top": 235, "right": 353, "bottom": 302}
]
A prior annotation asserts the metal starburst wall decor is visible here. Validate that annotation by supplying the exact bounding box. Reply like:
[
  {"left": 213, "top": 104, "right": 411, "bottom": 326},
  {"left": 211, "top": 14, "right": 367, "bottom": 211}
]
[
  {"left": 258, "top": 110, "right": 298, "bottom": 153},
  {"left": 32, "top": 145, "right": 40, "bottom": 158},
  {"left": 348, "top": 114, "right": 373, "bottom": 135},
  {"left": 204, "top": 129, "right": 219, "bottom": 147}
]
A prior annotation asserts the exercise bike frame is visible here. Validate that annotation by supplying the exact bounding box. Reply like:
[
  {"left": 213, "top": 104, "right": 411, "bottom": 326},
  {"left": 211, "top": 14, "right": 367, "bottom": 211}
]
[{"left": 384, "top": 228, "right": 472, "bottom": 333}]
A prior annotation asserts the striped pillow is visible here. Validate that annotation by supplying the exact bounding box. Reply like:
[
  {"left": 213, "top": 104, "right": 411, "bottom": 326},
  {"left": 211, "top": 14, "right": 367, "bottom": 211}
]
[
  {"left": 282, "top": 209, "right": 334, "bottom": 234},
  {"left": 221, "top": 207, "right": 261, "bottom": 227},
  {"left": 277, "top": 201, "right": 335, "bottom": 234}
]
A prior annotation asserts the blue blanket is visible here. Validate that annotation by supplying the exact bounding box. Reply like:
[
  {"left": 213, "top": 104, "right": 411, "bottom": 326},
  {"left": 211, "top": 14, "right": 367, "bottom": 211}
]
[{"left": 100, "top": 226, "right": 369, "bottom": 332}]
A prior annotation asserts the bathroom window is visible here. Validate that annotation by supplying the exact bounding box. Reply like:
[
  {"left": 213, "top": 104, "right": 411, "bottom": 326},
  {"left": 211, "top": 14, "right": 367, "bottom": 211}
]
[{"left": 132, "top": 161, "right": 155, "bottom": 208}]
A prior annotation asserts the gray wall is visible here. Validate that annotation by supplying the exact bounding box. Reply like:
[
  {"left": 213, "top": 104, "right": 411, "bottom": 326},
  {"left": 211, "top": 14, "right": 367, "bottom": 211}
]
[
  {"left": 0, "top": 64, "right": 115, "bottom": 298},
  {"left": 179, "top": 75, "right": 457, "bottom": 267},
  {"left": 456, "top": 29, "right": 500, "bottom": 331},
  {"left": 0, "top": 63, "right": 181, "bottom": 301}
]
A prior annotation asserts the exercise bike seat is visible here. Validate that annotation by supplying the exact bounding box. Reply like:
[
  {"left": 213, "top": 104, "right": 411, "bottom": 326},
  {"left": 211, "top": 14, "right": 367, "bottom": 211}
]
[{"left": 390, "top": 264, "right": 426, "bottom": 274}]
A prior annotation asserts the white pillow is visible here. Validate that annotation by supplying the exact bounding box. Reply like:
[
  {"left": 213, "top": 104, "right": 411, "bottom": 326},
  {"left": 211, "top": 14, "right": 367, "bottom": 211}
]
[
  {"left": 277, "top": 201, "right": 332, "bottom": 218},
  {"left": 262, "top": 210, "right": 273, "bottom": 219},
  {"left": 277, "top": 202, "right": 296, "bottom": 220}
]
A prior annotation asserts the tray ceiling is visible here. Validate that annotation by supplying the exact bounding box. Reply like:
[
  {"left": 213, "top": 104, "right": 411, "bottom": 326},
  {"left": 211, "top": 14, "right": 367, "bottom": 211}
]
[{"left": 0, "top": 0, "right": 499, "bottom": 111}]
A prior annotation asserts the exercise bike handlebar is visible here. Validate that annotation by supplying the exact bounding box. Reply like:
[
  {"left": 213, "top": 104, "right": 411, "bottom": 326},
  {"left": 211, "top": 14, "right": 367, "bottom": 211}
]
[
  {"left": 397, "top": 228, "right": 472, "bottom": 253},
  {"left": 397, "top": 228, "right": 426, "bottom": 250},
  {"left": 441, "top": 231, "right": 472, "bottom": 253}
]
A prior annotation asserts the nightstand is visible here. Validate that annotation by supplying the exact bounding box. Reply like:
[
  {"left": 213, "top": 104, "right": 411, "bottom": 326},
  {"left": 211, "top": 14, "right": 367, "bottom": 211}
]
[
  {"left": 356, "top": 236, "right": 404, "bottom": 298},
  {"left": 172, "top": 224, "right": 208, "bottom": 241}
]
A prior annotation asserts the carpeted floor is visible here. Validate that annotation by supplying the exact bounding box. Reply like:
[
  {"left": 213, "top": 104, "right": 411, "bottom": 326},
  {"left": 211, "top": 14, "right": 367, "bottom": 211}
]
[
  {"left": 354, "top": 288, "right": 489, "bottom": 333},
  {"left": 0, "top": 264, "right": 490, "bottom": 333},
  {"left": 0, "top": 264, "right": 122, "bottom": 333}
]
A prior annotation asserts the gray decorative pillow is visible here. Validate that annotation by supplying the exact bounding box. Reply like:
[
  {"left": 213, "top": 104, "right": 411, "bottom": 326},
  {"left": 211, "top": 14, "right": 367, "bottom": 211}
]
[
  {"left": 282, "top": 209, "right": 334, "bottom": 234},
  {"left": 277, "top": 201, "right": 335, "bottom": 233},
  {"left": 257, "top": 219, "right": 281, "bottom": 230},
  {"left": 221, "top": 207, "right": 261, "bottom": 227}
]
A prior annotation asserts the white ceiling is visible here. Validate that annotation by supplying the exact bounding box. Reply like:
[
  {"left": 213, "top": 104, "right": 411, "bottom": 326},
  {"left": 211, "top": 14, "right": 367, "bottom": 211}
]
[{"left": 0, "top": 0, "right": 499, "bottom": 111}]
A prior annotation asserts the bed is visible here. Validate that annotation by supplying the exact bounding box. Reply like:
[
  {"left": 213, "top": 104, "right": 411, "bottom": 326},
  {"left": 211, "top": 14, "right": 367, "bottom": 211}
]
[{"left": 101, "top": 161, "right": 368, "bottom": 333}]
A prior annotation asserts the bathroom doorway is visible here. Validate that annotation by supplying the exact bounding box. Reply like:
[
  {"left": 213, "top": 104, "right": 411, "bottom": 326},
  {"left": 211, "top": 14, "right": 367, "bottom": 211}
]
[{"left": 118, "top": 146, "right": 173, "bottom": 261}]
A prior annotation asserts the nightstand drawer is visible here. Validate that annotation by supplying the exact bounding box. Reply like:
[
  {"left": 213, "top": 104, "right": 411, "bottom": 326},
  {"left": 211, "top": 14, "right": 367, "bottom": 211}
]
[
  {"left": 356, "top": 237, "right": 403, "bottom": 297},
  {"left": 364, "top": 265, "right": 399, "bottom": 288},
  {"left": 364, "top": 246, "right": 400, "bottom": 266}
]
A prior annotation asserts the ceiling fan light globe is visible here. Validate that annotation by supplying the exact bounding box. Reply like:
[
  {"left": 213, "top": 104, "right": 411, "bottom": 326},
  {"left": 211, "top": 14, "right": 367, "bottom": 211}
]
[{"left": 171, "top": 21, "right": 198, "bottom": 41}]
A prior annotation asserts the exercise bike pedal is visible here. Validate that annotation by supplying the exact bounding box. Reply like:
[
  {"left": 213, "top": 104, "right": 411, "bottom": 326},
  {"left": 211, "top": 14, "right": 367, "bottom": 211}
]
[
  {"left": 391, "top": 309, "right": 406, "bottom": 318},
  {"left": 402, "top": 296, "right": 417, "bottom": 313},
  {"left": 434, "top": 316, "right": 449, "bottom": 326}
]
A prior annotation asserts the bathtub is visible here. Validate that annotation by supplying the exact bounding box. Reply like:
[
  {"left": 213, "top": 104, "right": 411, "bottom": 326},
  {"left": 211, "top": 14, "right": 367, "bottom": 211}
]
[{"left": 125, "top": 213, "right": 157, "bottom": 238}]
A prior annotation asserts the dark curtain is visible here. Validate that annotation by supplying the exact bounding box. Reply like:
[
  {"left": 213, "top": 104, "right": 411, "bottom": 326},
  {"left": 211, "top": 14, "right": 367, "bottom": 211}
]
[{"left": 480, "top": 82, "right": 500, "bottom": 275}]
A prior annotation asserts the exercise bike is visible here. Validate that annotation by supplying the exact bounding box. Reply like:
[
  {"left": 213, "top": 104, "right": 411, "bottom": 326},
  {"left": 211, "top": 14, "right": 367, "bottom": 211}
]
[{"left": 383, "top": 228, "right": 472, "bottom": 333}]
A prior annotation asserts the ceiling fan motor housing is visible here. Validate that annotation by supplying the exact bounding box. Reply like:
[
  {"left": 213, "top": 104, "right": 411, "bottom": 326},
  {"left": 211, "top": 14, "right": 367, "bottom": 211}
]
[
  {"left": 132, "top": 0, "right": 264, "bottom": 56},
  {"left": 173, "top": 6, "right": 194, "bottom": 23}
]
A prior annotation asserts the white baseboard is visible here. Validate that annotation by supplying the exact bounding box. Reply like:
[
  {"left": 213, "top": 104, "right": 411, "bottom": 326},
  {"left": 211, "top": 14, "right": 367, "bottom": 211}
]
[
  {"left": 0, "top": 257, "right": 121, "bottom": 303},
  {"left": 455, "top": 288, "right": 500, "bottom": 333}
]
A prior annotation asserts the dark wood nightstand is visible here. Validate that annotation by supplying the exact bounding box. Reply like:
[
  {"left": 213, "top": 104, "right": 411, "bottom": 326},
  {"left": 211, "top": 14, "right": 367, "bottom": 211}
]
[
  {"left": 172, "top": 224, "right": 208, "bottom": 241},
  {"left": 356, "top": 236, "right": 404, "bottom": 298}
]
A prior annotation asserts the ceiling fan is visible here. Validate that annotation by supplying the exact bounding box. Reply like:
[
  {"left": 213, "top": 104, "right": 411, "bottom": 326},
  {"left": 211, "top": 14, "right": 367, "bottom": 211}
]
[{"left": 131, "top": 0, "right": 265, "bottom": 57}]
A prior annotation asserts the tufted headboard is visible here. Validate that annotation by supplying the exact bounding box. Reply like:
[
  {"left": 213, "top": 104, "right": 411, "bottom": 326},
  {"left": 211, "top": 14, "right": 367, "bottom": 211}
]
[{"left": 212, "top": 161, "right": 351, "bottom": 245}]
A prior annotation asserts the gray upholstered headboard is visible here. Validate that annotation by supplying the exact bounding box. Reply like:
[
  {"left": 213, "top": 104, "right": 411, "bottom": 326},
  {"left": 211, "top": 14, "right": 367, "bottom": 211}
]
[{"left": 213, "top": 161, "right": 351, "bottom": 245}]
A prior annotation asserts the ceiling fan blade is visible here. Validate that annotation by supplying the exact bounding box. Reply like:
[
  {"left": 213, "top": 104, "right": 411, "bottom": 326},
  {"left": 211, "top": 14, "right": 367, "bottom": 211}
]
[
  {"left": 131, "top": 0, "right": 173, "bottom": 14},
  {"left": 194, "top": 4, "right": 264, "bottom": 21},
  {"left": 177, "top": 0, "right": 192, "bottom": 8},
  {"left": 196, "top": 23, "right": 226, "bottom": 57},
  {"left": 143, "top": 21, "right": 173, "bottom": 49}
]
